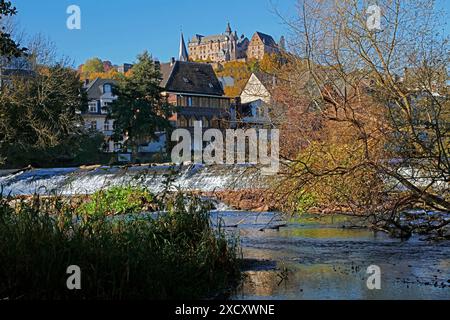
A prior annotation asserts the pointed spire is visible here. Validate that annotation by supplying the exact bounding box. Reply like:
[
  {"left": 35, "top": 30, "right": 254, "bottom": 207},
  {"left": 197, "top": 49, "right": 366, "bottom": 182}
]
[
  {"left": 225, "top": 22, "right": 232, "bottom": 35},
  {"left": 179, "top": 32, "right": 189, "bottom": 62}
]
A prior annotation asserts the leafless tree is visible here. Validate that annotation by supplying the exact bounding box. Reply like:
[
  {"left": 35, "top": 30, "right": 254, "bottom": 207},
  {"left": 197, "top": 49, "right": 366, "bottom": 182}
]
[{"left": 271, "top": 0, "right": 449, "bottom": 237}]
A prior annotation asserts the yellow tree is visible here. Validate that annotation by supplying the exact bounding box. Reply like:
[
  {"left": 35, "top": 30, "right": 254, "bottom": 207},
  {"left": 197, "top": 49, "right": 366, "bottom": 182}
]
[{"left": 215, "top": 60, "right": 258, "bottom": 97}]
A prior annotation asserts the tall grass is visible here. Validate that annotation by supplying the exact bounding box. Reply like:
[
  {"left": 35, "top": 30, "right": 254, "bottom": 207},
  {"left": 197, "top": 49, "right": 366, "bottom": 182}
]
[{"left": 0, "top": 188, "right": 240, "bottom": 300}]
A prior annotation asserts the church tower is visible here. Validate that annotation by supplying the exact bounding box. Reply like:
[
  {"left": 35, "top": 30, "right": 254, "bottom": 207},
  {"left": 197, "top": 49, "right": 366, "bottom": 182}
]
[{"left": 179, "top": 32, "right": 189, "bottom": 62}]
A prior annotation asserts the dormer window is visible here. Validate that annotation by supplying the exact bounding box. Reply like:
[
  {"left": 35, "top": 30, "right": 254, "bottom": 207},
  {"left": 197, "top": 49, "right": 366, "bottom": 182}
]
[
  {"left": 208, "top": 83, "right": 214, "bottom": 88},
  {"left": 103, "top": 84, "right": 112, "bottom": 93}
]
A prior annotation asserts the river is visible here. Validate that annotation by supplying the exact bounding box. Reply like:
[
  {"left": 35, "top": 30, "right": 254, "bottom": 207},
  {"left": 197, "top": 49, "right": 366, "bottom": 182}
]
[
  {"left": 1, "top": 166, "right": 449, "bottom": 300},
  {"left": 212, "top": 211, "right": 450, "bottom": 300}
]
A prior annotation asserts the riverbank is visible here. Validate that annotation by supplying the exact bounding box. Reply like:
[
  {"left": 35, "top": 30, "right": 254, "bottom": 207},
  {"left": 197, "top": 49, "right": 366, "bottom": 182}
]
[{"left": 208, "top": 189, "right": 354, "bottom": 214}]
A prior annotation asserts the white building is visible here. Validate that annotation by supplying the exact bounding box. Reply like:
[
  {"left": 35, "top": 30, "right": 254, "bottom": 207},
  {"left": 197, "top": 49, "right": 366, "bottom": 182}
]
[
  {"left": 238, "top": 72, "right": 278, "bottom": 128},
  {"left": 82, "top": 78, "right": 119, "bottom": 152}
]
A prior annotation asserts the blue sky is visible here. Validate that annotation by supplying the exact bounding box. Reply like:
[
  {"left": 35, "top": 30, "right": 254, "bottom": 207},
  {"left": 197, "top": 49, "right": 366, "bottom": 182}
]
[
  {"left": 12, "top": 0, "right": 296, "bottom": 66},
  {"left": 11, "top": 0, "right": 450, "bottom": 67}
]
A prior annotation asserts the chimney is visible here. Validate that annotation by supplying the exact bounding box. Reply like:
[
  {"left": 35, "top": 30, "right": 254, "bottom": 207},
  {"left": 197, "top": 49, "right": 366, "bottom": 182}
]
[
  {"left": 84, "top": 79, "right": 90, "bottom": 87},
  {"left": 170, "top": 57, "right": 176, "bottom": 66}
]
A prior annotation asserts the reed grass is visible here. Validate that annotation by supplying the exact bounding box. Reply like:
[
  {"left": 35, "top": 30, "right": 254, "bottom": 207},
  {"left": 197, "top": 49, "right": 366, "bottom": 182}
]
[{"left": 0, "top": 188, "right": 240, "bottom": 300}]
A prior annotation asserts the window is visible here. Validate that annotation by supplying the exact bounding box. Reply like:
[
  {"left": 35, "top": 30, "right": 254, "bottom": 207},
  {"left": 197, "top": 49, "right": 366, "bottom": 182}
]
[
  {"left": 101, "top": 101, "right": 110, "bottom": 114},
  {"left": 202, "top": 117, "right": 210, "bottom": 128},
  {"left": 104, "top": 120, "right": 110, "bottom": 132},
  {"left": 199, "top": 97, "right": 209, "bottom": 108},
  {"left": 188, "top": 117, "right": 196, "bottom": 127},
  {"left": 256, "top": 106, "right": 264, "bottom": 118},
  {"left": 193, "top": 96, "right": 200, "bottom": 106},
  {"left": 179, "top": 96, "right": 192, "bottom": 107},
  {"left": 103, "top": 84, "right": 112, "bottom": 93},
  {"left": 178, "top": 115, "right": 187, "bottom": 127},
  {"left": 209, "top": 98, "right": 219, "bottom": 108},
  {"left": 89, "top": 101, "right": 98, "bottom": 113}
]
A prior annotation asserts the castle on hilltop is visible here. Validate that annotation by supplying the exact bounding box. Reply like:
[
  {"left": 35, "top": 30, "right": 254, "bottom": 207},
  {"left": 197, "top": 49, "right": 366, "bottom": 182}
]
[{"left": 184, "top": 23, "right": 284, "bottom": 63}]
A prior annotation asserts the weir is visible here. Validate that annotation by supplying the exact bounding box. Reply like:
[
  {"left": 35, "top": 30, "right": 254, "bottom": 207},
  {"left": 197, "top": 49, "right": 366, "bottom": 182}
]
[{"left": 0, "top": 164, "right": 272, "bottom": 196}]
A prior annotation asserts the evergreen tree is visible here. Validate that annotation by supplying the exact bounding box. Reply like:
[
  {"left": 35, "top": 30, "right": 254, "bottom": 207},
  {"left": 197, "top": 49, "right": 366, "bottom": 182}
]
[
  {"left": 110, "top": 51, "right": 173, "bottom": 154},
  {"left": 0, "top": 1, "right": 27, "bottom": 58}
]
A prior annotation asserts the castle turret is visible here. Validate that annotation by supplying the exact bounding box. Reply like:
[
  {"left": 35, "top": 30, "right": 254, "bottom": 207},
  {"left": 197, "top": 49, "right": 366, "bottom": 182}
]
[{"left": 225, "top": 22, "right": 232, "bottom": 35}]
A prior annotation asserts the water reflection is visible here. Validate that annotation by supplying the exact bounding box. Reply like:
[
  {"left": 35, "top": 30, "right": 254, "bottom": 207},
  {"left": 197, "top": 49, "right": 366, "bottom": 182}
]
[
  {"left": 214, "top": 212, "right": 450, "bottom": 300},
  {"left": 278, "top": 227, "right": 374, "bottom": 240}
]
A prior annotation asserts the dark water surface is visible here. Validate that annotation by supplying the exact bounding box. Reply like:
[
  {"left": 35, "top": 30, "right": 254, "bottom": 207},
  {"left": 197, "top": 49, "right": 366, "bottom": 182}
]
[{"left": 211, "top": 211, "right": 450, "bottom": 300}]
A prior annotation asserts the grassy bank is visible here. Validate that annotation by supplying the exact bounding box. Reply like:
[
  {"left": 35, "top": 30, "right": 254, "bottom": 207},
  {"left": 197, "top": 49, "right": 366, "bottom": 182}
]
[{"left": 0, "top": 187, "right": 240, "bottom": 300}]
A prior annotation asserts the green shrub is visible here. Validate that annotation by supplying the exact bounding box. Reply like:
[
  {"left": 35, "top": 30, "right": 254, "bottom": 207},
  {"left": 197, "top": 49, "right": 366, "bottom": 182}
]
[
  {"left": 77, "top": 186, "right": 155, "bottom": 216},
  {"left": 294, "top": 192, "right": 318, "bottom": 214}
]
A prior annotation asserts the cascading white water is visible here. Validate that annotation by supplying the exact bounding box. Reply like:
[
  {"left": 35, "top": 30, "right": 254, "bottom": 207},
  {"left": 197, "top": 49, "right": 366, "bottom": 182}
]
[{"left": 0, "top": 164, "right": 271, "bottom": 196}]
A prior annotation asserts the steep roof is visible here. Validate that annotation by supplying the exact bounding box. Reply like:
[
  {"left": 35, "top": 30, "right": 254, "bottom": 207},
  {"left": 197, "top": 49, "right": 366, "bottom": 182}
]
[
  {"left": 191, "top": 34, "right": 235, "bottom": 44},
  {"left": 159, "top": 61, "right": 224, "bottom": 96},
  {"left": 86, "top": 78, "right": 117, "bottom": 100},
  {"left": 189, "top": 23, "right": 239, "bottom": 44},
  {"left": 159, "top": 63, "right": 174, "bottom": 88},
  {"left": 253, "top": 32, "right": 278, "bottom": 47}
]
